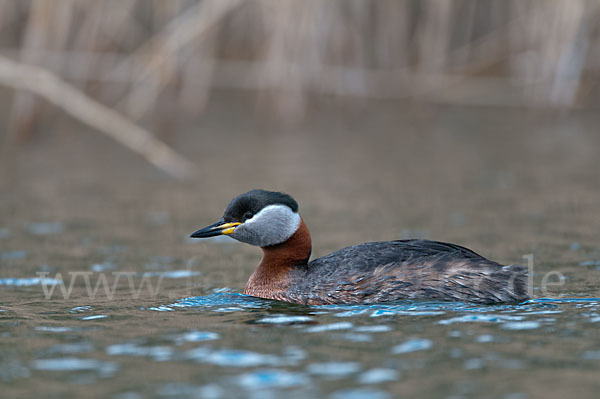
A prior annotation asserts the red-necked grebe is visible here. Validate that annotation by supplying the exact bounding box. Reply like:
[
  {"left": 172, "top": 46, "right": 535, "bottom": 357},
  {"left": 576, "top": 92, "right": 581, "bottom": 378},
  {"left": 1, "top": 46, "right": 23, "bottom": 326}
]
[{"left": 190, "top": 189, "right": 529, "bottom": 305}]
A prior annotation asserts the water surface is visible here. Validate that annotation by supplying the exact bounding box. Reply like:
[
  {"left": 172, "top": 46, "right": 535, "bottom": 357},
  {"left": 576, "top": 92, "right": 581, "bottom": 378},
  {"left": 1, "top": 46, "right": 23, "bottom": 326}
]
[{"left": 1, "top": 104, "right": 600, "bottom": 398}]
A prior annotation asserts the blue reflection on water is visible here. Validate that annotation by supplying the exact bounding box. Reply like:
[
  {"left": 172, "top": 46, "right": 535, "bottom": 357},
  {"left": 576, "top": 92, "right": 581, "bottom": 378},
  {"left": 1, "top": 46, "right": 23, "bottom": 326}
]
[
  {"left": 106, "top": 344, "right": 173, "bottom": 361},
  {"left": 438, "top": 314, "right": 524, "bottom": 325},
  {"left": 158, "top": 383, "right": 223, "bottom": 398},
  {"left": 525, "top": 297, "right": 600, "bottom": 304},
  {"left": 150, "top": 293, "right": 600, "bottom": 328},
  {"left": 392, "top": 338, "right": 433, "bottom": 354},
  {"left": 45, "top": 342, "right": 94, "bottom": 355},
  {"left": 358, "top": 368, "right": 398, "bottom": 384},
  {"left": 501, "top": 321, "right": 541, "bottom": 330},
  {"left": 237, "top": 369, "right": 309, "bottom": 389},
  {"left": 32, "top": 357, "right": 116, "bottom": 376},
  {"left": 254, "top": 315, "right": 313, "bottom": 324},
  {"left": 174, "top": 331, "right": 220, "bottom": 343},
  {"left": 40, "top": 292, "right": 596, "bottom": 396},
  {"left": 0, "top": 250, "right": 26, "bottom": 260},
  {"left": 152, "top": 293, "right": 267, "bottom": 311},
  {"left": 142, "top": 270, "right": 201, "bottom": 279},
  {"left": 0, "top": 276, "right": 62, "bottom": 286},
  {"left": 305, "top": 322, "right": 353, "bottom": 333},
  {"left": 306, "top": 362, "right": 361, "bottom": 378},
  {"left": 27, "top": 222, "right": 64, "bottom": 235},
  {"left": 330, "top": 388, "right": 391, "bottom": 399},
  {"left": 35, "top": 326, "right": 77, "bottom": 333},
  {"left": 185, "top": 348, "right": 281, "bottom": 367}
]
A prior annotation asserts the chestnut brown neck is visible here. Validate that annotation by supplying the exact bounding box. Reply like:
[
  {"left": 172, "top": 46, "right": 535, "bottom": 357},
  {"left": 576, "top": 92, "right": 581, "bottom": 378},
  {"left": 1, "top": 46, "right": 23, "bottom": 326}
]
[{"left": 243, "top": 218, "right": 311, "bottom": 300}]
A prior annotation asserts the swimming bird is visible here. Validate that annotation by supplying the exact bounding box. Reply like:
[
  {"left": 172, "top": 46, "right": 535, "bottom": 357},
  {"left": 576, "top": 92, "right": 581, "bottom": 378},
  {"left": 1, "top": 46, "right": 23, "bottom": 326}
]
[{"left": 190, "top": 189, "right": 530, "bottom": 305}]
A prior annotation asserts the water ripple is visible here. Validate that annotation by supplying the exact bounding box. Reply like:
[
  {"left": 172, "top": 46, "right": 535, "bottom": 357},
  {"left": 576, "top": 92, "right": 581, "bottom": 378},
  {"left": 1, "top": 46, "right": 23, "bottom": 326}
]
[
  {"left": 173, "top": 331, "right": 220, "bottom": 343},
  {"left": 354, "top": 325, "right": 392, "bottom": 333},
  {"left": 438, "top": 314, "right": 524, "bottom": 325},
  {"left": 32, "top": 357, "right": 116, "bottom": 376},
  {"left": 330, "top": 388, "right": 391, "bottom": 399},
  {"left": 27, "top": 222, "right": 64, "bottom": 235},
  {"left": 341, "top": 333, "right": 372, "bottom": 342},
  {"left": 71, "top": 306, "right": 93, "bottom": 313},
  {"left": 151, "top": 293, "right": 268, "bottom": 312},
  {"left": 582, "top": 350, "right": 600, "bottom": 360},
  {"left": 158, "top": 383, "right": 223, "bottom": 398},
  {"left": 305, "top": 322, "right": 353, "bottom": 333},
  {"left": 579, "top": 260, "right": 600, "bottom": 267},
  {"left": 0, "top": 277, "right": 62, "bottom": 286},
  {"left": 358, "top": 368, "right": 398, "bottom": 384},
  {"left": 186, "top": 348, "right": 280, "bottom": 367},
  {"left": 307, "top": 362, "right": 360, "bottom": 378},
  {"left": 476, "top": 334, "right": 496, "bottom": 343},
  {"left": 35, "top": 326, "right": 76, "bottom": 333},
  {"left": 237, "top": 369, "right": 309, "bottom": 389},
  {"left": 142, "top": 270, "right": 201, "bottom": 279},
  {"left": 46, "top": 342, "right": 94, "bottom": 354},
  {"left": 0, "top": 251, "right": 26, "bottom": 260},
  {"left": 392, "top": 338, "right": 433, "bottom": 354},
  {"left": 526, "top": 298, "right": 600, "bottom": 304},
  {"left": 106, "top": 343, "right": 173, "bottom": 361},
  {"left": 148, "top": 293, "right": 600, "bottom": 331},
  {"left": 501, "top": 321, "right": 541, "bottom": 330},
  {"left": 80, "top": 315, "right": 108, "bottom": 321},
  {"left": 254, "top": 315, "right": 313, "bottom": 324}
]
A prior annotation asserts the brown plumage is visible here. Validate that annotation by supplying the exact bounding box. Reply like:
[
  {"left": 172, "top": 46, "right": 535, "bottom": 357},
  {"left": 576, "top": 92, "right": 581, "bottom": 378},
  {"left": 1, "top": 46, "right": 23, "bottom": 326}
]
[{"left": 244, "top": 219, "right": 312, "bottom": 301}]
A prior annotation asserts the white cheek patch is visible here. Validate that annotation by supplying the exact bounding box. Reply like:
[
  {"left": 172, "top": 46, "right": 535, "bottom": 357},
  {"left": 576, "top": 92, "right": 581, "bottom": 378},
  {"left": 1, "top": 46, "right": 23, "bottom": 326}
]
[{"left": 231, "top": 205, "right": 300, "bottom": 247}]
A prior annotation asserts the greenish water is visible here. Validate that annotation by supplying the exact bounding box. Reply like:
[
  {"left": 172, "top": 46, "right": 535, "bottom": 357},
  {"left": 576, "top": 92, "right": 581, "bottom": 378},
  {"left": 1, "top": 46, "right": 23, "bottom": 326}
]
[{"left": 1, "top": 102, "right": 600, "bottom": 398}]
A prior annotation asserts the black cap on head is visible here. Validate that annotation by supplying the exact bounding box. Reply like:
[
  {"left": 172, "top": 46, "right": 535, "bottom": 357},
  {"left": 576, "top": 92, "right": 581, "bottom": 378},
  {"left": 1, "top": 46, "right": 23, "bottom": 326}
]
[{"left": 224, "top": 189, "right": 298, "bottom": 222}]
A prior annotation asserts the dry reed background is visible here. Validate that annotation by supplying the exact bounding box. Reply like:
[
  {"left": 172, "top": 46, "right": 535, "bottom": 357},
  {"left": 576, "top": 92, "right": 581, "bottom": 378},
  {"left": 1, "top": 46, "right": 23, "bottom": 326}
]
[{"left": 1, "top": 0, "right": 599, "bottom": 177}]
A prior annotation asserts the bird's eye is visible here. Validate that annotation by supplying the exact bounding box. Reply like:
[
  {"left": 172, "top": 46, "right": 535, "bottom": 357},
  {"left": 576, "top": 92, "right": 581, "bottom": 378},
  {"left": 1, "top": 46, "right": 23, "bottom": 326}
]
[{"left": 244, "top": 211, "right": 254, "bottom": 220}]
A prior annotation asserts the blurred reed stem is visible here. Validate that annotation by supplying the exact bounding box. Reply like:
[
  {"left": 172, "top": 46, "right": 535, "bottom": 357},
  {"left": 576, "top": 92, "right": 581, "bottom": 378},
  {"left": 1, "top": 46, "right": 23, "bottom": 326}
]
[{"left": 0, "top": 0, "right": 598, "bottom": 136}]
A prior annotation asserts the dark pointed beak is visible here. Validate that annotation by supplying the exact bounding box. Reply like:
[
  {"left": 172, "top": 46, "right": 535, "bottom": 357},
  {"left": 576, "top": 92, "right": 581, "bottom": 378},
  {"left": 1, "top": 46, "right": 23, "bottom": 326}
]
[{"left": 190, "top": 219, "right": 242, "bottom": 238}]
